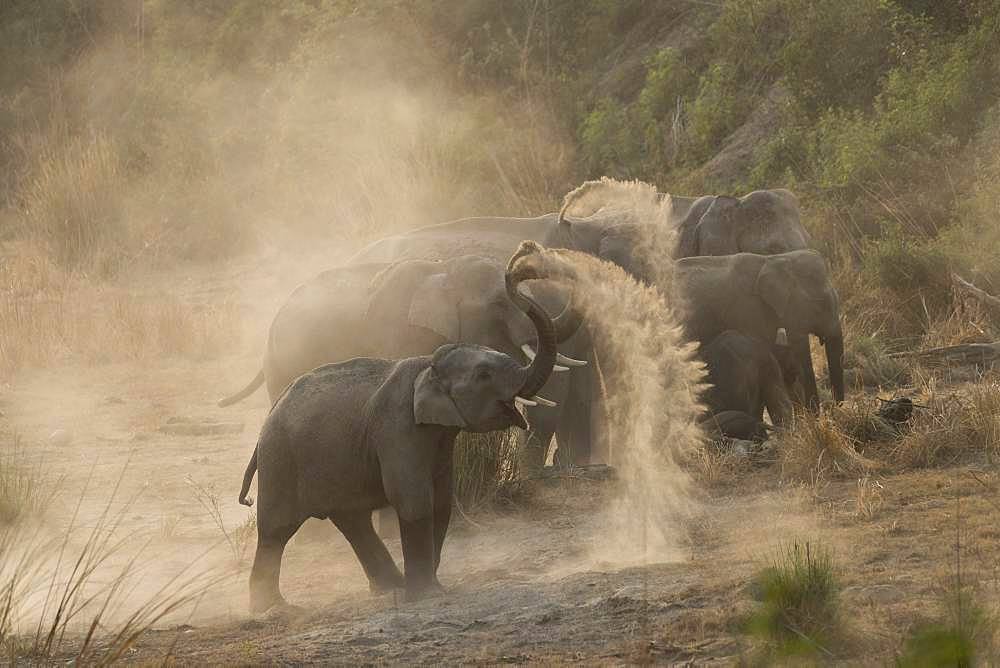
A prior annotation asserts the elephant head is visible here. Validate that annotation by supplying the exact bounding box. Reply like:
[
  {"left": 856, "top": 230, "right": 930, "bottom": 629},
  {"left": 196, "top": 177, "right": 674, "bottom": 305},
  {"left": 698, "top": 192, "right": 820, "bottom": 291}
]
[
  {"left": 367, "top": 254, "right": 582, "bottom": 366},
  {"left": 413, "top": 249, "right": 561, "bottom": 433},
  {"left": 753, "top": 250, "right": 845, "bottom": 403},
  {"left": 675, "top": 189, "right": 810, "bottom": 259}
]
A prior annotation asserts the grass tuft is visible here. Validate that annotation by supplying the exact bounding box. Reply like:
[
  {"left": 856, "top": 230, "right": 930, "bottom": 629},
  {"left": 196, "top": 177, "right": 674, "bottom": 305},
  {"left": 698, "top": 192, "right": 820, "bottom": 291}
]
[{"left": 746, "top": 540, "right": 839, "bottom": 658}]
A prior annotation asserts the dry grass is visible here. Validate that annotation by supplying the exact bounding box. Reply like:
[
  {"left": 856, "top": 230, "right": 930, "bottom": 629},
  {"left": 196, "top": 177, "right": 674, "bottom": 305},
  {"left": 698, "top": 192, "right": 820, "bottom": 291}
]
[
  {"left": 0, "top": 436, "right": 51, "bottom": 525},
  {"left": 453, "top": 431, "right": 520, "bottom": 511},
  {"left": 0, "top": 467, "right": 225, "bottom": 664},
  {"left": 775, "top": 374, "right": 1000, "bottom": 483},
  {"left": 16, "top": 134, "right": 128, "bottom": 273},
  {"left": 0, "top": 243, "right": 241, "bottom": 381}
]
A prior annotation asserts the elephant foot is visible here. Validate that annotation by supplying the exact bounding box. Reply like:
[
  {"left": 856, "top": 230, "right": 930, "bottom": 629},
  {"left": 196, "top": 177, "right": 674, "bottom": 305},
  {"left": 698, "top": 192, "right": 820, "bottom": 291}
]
[
  {"left": 249, "top": 589, "right": 288, "bottom": 616},
  {"left": 262, "top": 601, "right": 307, "bottom": 622},
  {"left": 369, "top": 570, "right": 405, "bottom": 595},
  {"left": 404, "top": 578, "right": 446, "bottom": 603}
]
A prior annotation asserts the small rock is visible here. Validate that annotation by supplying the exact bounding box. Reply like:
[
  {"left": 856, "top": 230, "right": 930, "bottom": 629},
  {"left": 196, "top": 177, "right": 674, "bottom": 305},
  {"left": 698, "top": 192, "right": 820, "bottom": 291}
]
[{"left": 49, "top": 429, "right": 73, "bottom": 447}]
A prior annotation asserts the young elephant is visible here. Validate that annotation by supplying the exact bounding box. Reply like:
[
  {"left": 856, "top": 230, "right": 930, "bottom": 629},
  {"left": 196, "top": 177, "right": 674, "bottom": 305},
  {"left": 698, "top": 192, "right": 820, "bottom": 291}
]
[
  {"left": 238, "top": 248, "right": 560, "bottom": 611},
  {"left": 700, "top": 330, "right": 794, "bottom": 428}
]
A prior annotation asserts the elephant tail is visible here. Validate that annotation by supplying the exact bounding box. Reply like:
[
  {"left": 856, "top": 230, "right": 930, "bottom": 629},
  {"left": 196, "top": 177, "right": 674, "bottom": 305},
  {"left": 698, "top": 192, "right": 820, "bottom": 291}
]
[
  {"left": 218, "top": 369, "right": 265, "bottom": 407},
  {"left": 238, "top": 447, "right": 258, "bottom": 507}
]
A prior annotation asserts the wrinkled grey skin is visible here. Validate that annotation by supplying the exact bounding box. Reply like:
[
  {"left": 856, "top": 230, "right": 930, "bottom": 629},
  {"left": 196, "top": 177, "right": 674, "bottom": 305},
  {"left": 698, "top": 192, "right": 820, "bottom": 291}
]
[
  {"left": 240, "top": 278, "right": 557, "bottom": 612},
  {"left": 698, "top": 410, "right": 771, "bottom": 443},
  {"left": 675, "top": 250, "right": 845, "bottom": 409},
  {"left": 598, "top": 192, "right": 823, "bottom": 411},
  {"left": 218, "top": 255, "right": 562, "bottom": 408},
  {"left": 347, "top": 212, "right": 638, "bottom": 469},
  {"left": 674, "top": 189, "right": 809, "bottom": 258},
  {"left": 701, "top": 330, "right": 793, "bottom": 428}
]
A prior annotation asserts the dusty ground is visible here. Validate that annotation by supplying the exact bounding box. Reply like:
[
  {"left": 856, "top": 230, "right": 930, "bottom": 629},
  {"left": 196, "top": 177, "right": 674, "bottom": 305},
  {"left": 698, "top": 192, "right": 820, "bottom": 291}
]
[{"left": 2, "top": 253, "right": 999, "bottom": 665}]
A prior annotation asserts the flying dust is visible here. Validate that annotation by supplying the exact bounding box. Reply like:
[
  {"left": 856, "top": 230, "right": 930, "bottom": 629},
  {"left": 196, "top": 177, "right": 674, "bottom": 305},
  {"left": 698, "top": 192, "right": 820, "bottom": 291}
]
[{"left": 510, "top": 226, "right": 706, "bottom": 566}]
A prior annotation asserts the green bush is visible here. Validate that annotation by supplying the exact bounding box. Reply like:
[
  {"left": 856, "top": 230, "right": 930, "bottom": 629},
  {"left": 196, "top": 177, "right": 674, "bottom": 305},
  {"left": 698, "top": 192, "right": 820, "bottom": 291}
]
[
  {"left": 580, "top": 97, "right": 642, "bottom": 177},
  {"left": 862, "top": 229, "right": 954, "bottom": 321},
  {"left": 687, "top": 61, "right": 751, "bottom": 162},
  {"left": 746, "top": 541, "right": 839, "bottom": 657}
]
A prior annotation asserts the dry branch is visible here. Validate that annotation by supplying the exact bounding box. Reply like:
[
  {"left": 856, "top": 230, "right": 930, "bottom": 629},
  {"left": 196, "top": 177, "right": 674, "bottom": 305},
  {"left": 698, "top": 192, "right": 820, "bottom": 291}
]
[
  {"left": 952, "top": 273, "right": 1000, "bottom": 318},
  {"left": 888, "top": 342, "right": 1000, "bottom": 365}
]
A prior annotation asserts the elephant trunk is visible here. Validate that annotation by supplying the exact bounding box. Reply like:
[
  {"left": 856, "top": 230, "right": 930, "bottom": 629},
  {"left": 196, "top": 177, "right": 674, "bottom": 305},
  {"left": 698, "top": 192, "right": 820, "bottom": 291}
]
[
  {"left": 505, "top": 242, "right": 562, "bottom": 398},
  {"left": 825, "top": 334, "right": 845, "bottom": 404},
  {"left": 511, "top": 288, "right": 558, "bottom": 399}
]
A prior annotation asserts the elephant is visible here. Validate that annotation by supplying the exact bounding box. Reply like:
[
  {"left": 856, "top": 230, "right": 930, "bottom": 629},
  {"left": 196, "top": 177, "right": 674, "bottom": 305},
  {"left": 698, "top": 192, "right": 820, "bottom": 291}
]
[
  {"left": 218, "top": 255, "right": 583, "bottom": 409},
  {"left": 238, "top": 243, "right": 560, "bottom": 610},
  {"left": 700, "top": 330, "right": 794, "bottom": 428},
  {"left": 675, "top": 250, "right": 845, "bottom": 409},
  {"left": 698, "top": 411, "right": 772, "bottom": 443},
  {"left": 345, "top": 210, "right": 654, "bottom": 470},
  {"left": 674, "top": 189, "right": 809, "bottom": 259}
]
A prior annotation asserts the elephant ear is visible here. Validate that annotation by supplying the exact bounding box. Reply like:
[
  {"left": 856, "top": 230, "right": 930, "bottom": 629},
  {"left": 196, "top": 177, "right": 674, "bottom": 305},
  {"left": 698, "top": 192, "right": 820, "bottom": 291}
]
[
  {"left": 408, "top": 273, "right": 460, "bottom": 341},
  {"left": 754, "top": 257, "right": 793, "bottom": 321},
  {"left": 367, "top": 260, "right": 459, "bottom": 341},
  {"left": 413, "top": 366, "right": 466, "bottom": 427}
]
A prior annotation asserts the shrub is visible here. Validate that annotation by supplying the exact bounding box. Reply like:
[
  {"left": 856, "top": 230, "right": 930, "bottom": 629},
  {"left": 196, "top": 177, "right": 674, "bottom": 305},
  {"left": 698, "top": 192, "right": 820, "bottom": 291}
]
[
  {"left": 746, "top": 540, "right": 839, "bottom": 657},
  {"left": 897, "top": 586, "right": 993, "bottom": 667},
  {"left": 580, "top": 97, "right": 642, "bottom": 177}
]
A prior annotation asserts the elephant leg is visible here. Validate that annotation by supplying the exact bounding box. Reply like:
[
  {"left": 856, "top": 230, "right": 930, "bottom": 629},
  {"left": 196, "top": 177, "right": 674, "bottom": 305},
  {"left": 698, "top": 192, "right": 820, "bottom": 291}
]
[
  {"left": 398, "top": 514, "right": 441, "bottom": 601},
  {"left": 519, "top": 372, "right": 567, "bottom": 475},
  {"left": 431, "top": 450, "right": 454, "bottom": 574},
  {"left": 793, "top": 335, "right": 819, "bottom": 410},
  {"left": 249, "top": 520, "right": 302, "bottom": 614},
  {"left": 555, "top": 369, "right": 592, "bottom": 467},
  {"left": 329, "top": 511, "right": 403, "bottom": 593}
]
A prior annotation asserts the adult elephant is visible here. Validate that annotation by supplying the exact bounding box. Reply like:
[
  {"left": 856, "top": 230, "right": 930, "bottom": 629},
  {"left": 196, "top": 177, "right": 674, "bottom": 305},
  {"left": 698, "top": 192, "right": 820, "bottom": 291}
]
[
  {"left": 218, "top": 255, "right": 583, "bottom": 409},
  {"left": 675, "top": 250, "right": 845, "bottom": 408},
  {"left": 346, "top": 210, "right": 655, "bottom": 470},
  {"left": 674, "top": 189, "right": 809, "bottom": 258}
]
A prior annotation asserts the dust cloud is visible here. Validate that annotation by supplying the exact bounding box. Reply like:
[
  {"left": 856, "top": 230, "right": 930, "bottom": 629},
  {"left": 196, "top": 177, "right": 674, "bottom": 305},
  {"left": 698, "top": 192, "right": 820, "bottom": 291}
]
[{"left": 510, "top": 237, "right": 706, "bottom": 567}]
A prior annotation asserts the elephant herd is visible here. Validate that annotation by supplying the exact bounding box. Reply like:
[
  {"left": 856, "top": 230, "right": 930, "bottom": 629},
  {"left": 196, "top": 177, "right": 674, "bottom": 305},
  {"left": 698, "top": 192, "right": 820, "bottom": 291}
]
[{"left": 222, "top": 183, "right": 846, "bottom": 611}]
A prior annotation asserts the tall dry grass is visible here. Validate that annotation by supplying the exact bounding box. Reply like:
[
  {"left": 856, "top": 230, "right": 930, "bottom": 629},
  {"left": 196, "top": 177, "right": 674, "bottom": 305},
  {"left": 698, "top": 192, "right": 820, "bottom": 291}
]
[
  {"left": 0, "top": 243, "right": 242, "bottom": 381},
  {"left": 0, "top": 464, "right": 225, "bottom": 663}
]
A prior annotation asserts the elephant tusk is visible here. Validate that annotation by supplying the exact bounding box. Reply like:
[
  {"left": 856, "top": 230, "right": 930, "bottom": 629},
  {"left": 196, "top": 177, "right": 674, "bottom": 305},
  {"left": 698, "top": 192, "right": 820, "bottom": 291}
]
[
  {"left": 556, "top": 353, "right": 587, "bottom": 367},
  {"left": 775, "top": 327, "right": 789, "bottom": 346},
  {"left": 532, "top": 395, "right": 557, "bottom": 407},
  {"left": 521, "top": 344, "right": 536, "bottom": 361},
  {"left": 514, "top": 397, "right": 538, "bottom": 407},
  {"left": 553, "top": 364, "right": 569, "bottom": 372}
]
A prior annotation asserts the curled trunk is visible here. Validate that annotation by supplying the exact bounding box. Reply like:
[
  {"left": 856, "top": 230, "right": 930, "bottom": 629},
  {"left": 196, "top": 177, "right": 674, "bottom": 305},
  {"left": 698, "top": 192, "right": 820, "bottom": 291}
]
[{"left": 509, "top": 288, "right": 557, "bottom": 398}]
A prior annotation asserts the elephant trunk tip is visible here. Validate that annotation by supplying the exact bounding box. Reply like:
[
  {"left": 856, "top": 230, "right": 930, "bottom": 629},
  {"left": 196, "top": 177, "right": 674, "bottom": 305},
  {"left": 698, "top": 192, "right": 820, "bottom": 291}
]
[{"left": 239, "top": 495, "right": 254, "bottom": 507}]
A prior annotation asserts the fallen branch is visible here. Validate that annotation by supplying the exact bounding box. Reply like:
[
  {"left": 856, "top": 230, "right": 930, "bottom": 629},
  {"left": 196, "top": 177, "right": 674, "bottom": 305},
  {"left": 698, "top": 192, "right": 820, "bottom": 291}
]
[
  {"left": 888, "top": 342, "right": 1000, "bottom": 366},
  {"left": 952, "top": 273, "right": 1000, "bottom": 318}
]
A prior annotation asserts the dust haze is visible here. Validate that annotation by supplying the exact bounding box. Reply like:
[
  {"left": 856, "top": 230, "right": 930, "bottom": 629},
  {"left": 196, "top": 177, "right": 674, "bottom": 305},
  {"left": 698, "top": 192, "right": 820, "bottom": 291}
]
[{"left": 0, "top": 4, "right": 876, "bottom": 664}]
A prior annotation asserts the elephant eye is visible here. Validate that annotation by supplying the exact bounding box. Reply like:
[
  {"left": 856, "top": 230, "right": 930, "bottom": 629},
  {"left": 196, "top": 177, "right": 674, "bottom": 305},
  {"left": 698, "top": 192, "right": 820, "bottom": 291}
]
[{"left": 475, "top": 368, "right": 492, "bottom": 381}]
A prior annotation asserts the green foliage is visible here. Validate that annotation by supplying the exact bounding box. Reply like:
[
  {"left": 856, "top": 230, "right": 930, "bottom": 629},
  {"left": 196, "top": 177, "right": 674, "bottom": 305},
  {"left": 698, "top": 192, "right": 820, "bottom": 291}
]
[
  {"left": 746, "top": 541, "right": 839, "bottom": 657},
  {"left": 780, "top": 0, "right": 908, "bottom": 112},
  {"left": 580, "top": 97, "right": 642, "bottom": 177},
  {"left": 897, "top": 587, "right": 993, "bottom": 667},
  {"left": 687, "top": 61, "right": 751, "bottom": 162},
  {"left": 862, "top": 228, "right": 954, "bottom": 323}
]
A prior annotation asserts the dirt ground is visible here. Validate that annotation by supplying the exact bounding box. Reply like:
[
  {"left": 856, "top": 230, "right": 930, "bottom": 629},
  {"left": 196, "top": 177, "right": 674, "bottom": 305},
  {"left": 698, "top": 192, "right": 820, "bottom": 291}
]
[{"left": 2, "top": 253, "right": 999, "bottom": 665}]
